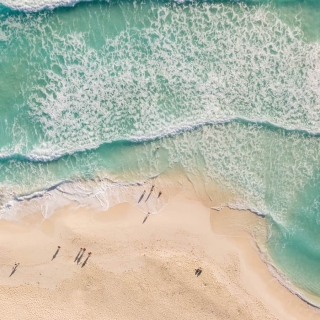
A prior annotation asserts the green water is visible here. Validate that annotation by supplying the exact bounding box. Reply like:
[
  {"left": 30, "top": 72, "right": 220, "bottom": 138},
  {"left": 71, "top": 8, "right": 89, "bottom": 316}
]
[{"left": 1, "top": 0, "right": 320, "bottom": 304}]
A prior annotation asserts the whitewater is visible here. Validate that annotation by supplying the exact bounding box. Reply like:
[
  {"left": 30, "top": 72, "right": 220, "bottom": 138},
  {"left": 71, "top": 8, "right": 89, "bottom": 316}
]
[
  {"left": 1, "top": 0, "right": 320, "bottom": 307},
  {"left": 0, "top": 0, "right": 107, "bottom": 12}
]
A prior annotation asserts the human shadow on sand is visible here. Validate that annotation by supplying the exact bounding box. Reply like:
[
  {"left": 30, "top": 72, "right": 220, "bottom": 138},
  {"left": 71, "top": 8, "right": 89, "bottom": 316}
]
[
  {"left": 81, "top": 255, "right": 91, "bottom": 268},
  {"left": 145, "top": 192, "right": 152, "bottom": 202},
  {"left": 142, "top": 212, "right": 151, "bottom": 224},
  {"left": 145, "top": 186, "right": 154, "bottom": 202},
  {"left": 9, "top": 263, "right": 19, "bottom": 277},
  {"left": 77, "top": 250, "right": 85, "bottom": 265},
  {"left": 52, "top": 247, "right": 60, "bottom": 261},
  {"left": 138, "top": 191, "right": 146, "bottom": 203},
  {"left": 74, "top": 249, "right": 83, "bottom": 262}
]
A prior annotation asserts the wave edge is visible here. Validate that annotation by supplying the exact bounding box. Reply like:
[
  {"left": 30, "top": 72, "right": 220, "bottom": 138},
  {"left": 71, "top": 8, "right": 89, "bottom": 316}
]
[{"left": 1, "top": 117, "right": 319, "bottom": 164}]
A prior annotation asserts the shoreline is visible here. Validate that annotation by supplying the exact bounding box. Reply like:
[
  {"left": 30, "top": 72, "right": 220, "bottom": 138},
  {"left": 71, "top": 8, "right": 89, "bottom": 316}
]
[
  {"left": 265, "top": 260, "right": 320, "bottom": 310},
  {"left": 209, "top": 206, "right": 319, "bottom": 319},
  {"left": 0, "top": 184, "right": 318, "bottom": 319},
  {"left": 213, "top": 202, "right": 320, "bottom": 310}
]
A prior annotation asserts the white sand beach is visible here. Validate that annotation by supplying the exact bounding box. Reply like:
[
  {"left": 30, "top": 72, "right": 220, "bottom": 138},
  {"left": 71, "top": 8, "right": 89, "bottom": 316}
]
[{"left": 0, "top": 184, "right": 318, "bottom": 320}]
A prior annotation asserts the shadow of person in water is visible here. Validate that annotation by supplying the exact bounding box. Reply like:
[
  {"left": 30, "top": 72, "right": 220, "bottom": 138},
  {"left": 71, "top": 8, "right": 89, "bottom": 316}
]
[
  {"left": 52, "top": 246, "right": 61, "bottom": 261},
  {"left": 9, "top": 263, "right": 19, "bottom": 277},
  {"left": 138, "top": 190, "right": 146, "bottom": 203},
  {"left": 81, "top": 252, "right": 91, "bottom": 268},
  {"left": 74, "top": 248, "right": 83, "bottom": 262},
  {"left": 195, "top": 267, "right": 202, "bottom": 277},
  {"left": 77, "top": 248, "right": 86, "bottom": 264},
  {"left": 142, "top": 212, "right": 151, "bottom": 224}
]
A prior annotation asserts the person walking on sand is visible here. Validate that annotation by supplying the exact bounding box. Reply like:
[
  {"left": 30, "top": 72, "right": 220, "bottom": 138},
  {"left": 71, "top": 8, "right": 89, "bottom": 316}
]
[
  {"left": 142, "top": 212, "right": 151, "bottom": 224},
  {"left": 195, "top": 267, "right": 202, "bottom": 276},
  {"left": 10, "top": 262, "right": 19, "bottom": 276},
  {"left": 52, "top": 246, "right": 61, "bottom": 261},
  {"left": 158, "top": 191, "right": 162, "bottom": 198}
]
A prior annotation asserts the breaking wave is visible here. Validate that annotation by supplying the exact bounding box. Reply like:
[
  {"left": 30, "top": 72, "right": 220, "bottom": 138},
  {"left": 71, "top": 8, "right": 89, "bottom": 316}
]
[{"left": 1, "top": 2, "right": 320, "bottom": 159}]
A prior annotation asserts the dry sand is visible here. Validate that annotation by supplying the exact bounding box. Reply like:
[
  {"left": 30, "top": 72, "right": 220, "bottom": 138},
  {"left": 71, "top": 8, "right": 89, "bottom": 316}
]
[{"left": 0, "top": 190, "right": 318, "bottom": 320}]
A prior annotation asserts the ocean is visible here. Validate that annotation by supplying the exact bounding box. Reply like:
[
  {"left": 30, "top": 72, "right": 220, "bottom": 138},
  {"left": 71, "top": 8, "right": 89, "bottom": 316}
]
[{"left": 1, "top": 0, "right": 320, "bottom": 305}]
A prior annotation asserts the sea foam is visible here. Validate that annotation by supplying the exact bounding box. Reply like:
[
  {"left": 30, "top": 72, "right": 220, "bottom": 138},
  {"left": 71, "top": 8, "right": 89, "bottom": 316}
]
[
  {"left": 0, "top": 0, "right": 192, "bottom": 12},
  {"left": 0, "top": 0, "right": 92, "bottom": 12},
  {"left": 1, "top": 3, "right": 320, "bottom": 159}
]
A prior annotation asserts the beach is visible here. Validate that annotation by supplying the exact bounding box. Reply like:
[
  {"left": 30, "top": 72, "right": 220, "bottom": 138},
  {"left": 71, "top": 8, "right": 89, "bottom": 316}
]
[
  {"left": 1, "top": 0, "right": 320, "bottom": 316},
  {"left": 0, "top": 185, "right": 318, "bottom": 320}
]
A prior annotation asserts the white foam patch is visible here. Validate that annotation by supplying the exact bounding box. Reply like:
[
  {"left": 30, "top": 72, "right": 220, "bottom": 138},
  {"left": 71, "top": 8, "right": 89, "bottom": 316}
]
[
  {"left": 0, "top": 0, "right": 93, "bottom": 12},
  {"left": 0, "top": 173, "right": 180, "bottom": 220},
  {"left": 155, "top": 122, "right": 320, "bottom": 233},
  {"left": 1, "top": 120, "right": 319, "bottom": 228},
  {"left": 1, "top": 3, "right": 320, "bottom": 158},
  {"left": 0, "top": 0, "right": 195, "bottom": 12}
]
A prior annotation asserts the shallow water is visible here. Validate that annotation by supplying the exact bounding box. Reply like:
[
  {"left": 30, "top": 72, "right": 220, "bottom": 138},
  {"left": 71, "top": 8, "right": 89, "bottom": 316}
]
[{"left": 1, "top": 0, "right": 320, "bottom": 304}]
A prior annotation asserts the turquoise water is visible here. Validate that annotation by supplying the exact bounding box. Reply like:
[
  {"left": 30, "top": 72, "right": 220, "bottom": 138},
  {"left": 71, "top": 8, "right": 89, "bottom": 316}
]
[{"left": 1, "top": 0, "right": 320, "bottom": 303}]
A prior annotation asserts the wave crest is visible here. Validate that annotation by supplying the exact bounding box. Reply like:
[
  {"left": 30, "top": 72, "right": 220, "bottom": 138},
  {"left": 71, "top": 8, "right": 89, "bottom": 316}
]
[
  {"left": 1, "top": 2, "right": 320, "bottom": 158},
  {"left": 0, "top": 0, "right": 94, "bottom": 12}
]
